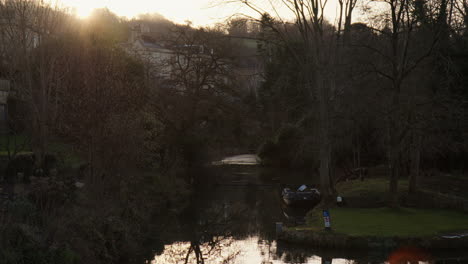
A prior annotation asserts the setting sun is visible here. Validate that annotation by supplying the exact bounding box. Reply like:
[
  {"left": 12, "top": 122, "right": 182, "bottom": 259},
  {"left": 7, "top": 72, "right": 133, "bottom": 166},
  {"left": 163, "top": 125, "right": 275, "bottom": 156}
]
[
  {"left": 60, "top": 0, "right": 254, "bottom": 26},
  {"left": 59, "top": 0, "right": 340, "bottom": 26}
]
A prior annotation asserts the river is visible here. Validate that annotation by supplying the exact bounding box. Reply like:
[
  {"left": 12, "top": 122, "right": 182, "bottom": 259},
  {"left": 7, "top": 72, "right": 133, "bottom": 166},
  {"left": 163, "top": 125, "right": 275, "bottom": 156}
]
[{"left": 150, "top": 155, "right": 467, "bottom": 264}]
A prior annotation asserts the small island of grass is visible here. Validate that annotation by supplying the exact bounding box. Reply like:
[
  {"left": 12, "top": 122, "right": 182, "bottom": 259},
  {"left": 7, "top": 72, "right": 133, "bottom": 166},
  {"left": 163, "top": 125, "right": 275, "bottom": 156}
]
[
  {"left": 279, "top": 177, "right": 468, "bottom": 249},
  {"left": 306, "top": 207, "right": 468, "bottom": 237}
]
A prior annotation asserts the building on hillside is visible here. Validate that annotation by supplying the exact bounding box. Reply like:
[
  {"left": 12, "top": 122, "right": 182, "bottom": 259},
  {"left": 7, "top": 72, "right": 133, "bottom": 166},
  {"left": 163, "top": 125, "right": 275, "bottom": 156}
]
[
  {"left": 122, "top": 25, "right": 174, "bottom": 79},
  {"left": 123, "top": 24, "right": 265, "bottom": 99},
  {"left": 123, "top": 24, "right": 224, "bottom": 88},
  {"left": 225, "top": 36, "right": 265, "bottom": 99}
]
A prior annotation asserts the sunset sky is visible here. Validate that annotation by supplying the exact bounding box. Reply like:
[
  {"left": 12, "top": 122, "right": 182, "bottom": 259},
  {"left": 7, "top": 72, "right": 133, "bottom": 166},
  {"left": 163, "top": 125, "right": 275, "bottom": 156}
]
[{"left": 60, "top": 0, "right": 342, "bottom": 26}]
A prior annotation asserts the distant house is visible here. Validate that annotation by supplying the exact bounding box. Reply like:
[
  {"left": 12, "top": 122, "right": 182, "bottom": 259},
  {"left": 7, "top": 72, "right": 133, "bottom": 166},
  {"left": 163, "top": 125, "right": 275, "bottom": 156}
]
[
  {"left": 123, "top": 24, "right": 264, "bottom": 99},
  {"left": 225, "top": 36, "right": 265, "bottom": 98},
  {"left": 122, "top": 25, "right": 174, "bottom": 80},
  {"left": 123, "top": 25, "right": 222, "bottom": 88}
]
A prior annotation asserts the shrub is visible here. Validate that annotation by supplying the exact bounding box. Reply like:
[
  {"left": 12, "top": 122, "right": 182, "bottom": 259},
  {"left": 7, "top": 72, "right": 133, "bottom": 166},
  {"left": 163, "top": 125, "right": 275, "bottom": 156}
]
[
  {"left": 257, "top": 139, "right": 277, "bottom": 166},
  {"left": 258, "top": 124, "right": 318, "bottom": 169},
  {"left": 28, "top": 175, "right": 75, "bottom": 211}
]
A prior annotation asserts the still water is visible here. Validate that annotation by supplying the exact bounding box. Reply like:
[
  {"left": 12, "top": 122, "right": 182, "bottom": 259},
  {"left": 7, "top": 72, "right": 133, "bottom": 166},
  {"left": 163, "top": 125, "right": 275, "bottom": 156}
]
[{"left": 151, "top": 155, "right": 467, "bottom": 264}]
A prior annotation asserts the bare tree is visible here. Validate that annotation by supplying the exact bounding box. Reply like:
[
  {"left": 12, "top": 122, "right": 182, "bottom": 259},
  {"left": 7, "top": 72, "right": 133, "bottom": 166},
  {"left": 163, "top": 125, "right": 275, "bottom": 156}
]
[
  {"left": 358, "top": 0, "right": 446, "bottom": 202},
  {"left": 229, "top": 0, "right": 359, "bottom": 202},
  {"left": 57, "top": 31, "right": 147, "bottom": 184},
  {"left": 142, "top": 25, "right": 243, "bottom": 168},
  {"left": 0, "top": 0, "right": 73, "bottom": 167}
]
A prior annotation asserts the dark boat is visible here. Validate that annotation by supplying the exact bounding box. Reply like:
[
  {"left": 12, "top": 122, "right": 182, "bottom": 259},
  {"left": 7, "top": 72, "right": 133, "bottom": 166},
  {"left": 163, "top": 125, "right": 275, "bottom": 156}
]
[
  {"left": 281, "top": 185, "right": 321, "bottom": 208},
  {"left": 280, "top": 202, "right": 310, "bottom": 224}
]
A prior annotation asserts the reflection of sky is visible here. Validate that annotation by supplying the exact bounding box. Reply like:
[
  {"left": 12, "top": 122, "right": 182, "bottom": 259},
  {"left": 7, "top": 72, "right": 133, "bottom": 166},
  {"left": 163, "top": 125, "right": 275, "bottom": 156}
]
[
  {"left": 151, "top": 236, "right": 365, "bottom": 264},
  {"left": 151, "top": 158, "right": 434, "bottom": 264},
  {"left": 152, "top": 236, "right": 435, "bottom": 264},
  {"left": 152, "top": 237, "right": 262, "bottom": 264}
]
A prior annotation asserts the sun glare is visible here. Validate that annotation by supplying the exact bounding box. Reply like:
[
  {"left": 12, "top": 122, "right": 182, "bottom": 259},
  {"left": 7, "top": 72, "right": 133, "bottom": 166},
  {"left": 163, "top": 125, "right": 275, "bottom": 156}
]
[
  {"left": 60, "top": 0, "right": 235, "bottom": 25},
  {"left": 60, "top": 0, "right": 339, "bottom": 26},
  {"left": 71, "top": 5, "right": 94, "bottom": 18}
]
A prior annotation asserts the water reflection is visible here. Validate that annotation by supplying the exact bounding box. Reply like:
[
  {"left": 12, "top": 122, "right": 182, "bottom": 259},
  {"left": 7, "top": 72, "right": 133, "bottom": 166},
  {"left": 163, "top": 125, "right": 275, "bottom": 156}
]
[
  {"left": 151, "top": 156, "right": 467, "bottom": 264},
  {"left": 153, "top": 237, "right": 391, "bottom": 264},
  {"left": 151, "top": 238, "right": 241, "bottom": 264},
  {"left": 212, "top": 154, "right": 260, "bottom": 166}
]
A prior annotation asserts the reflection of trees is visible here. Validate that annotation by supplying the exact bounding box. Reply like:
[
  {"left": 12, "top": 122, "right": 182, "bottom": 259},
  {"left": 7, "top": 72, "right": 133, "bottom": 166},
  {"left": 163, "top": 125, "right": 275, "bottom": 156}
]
[
  {"left": 280, "top": 251, "right": 309, "bottom": 264},
  {"left": 152, "top": 237, "right": 241, "bottom": 264},
  {"left": 274, "top": 243, "right": 364, "bottom": 264},
  {"left": 152, "top": 202, "right": 245, "bottom": 264},
  {"left": 258, "top": 239, "right": 277, "bottom": 264},
  {"left": 274, "top": 242, "right": 316, "bottom": 264},
  {"left": 158, "top": 236, "right": 241, "bottom": 264}
]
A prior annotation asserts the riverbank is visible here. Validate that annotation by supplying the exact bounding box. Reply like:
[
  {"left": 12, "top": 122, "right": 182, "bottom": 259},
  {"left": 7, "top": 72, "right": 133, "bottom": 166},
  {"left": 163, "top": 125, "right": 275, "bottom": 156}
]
[
  {"left": 278, "top": 177, "right": 468, "bottom": 249},
  {"left": 278, "top": 228, "right": 468, "bottom": 249},
  {"left": 279, "top": 207, "right": 468, "bottom": 249}
]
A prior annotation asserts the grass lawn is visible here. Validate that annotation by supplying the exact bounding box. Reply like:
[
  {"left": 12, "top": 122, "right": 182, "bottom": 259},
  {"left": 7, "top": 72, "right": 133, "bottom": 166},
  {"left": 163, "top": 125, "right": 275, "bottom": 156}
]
[
  {"left": 0, "top": 134, "right": 31, "bottom": 153},
  {"left": 336, "top": 178, "right": 408, "bottom": 198},
  {"left": 48, "top": 140, "right": 84, "bottom": 169},
  {"left": 0, "top": 134, "right": 83, "bottom": 169},
  {"left": 306, "top": 207, "right": 468, "bottom": 237},
  {"left": 0, "top": 150, "right": 33, "bottom": 156},
  {"left": 332, "top": 178, "right": 410, "bottom": 208}
]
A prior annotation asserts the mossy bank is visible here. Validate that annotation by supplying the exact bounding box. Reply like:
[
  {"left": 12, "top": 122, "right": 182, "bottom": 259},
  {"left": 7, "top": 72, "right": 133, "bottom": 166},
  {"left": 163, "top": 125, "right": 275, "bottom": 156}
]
[{"left": 278, "top": 229, "right": 468, "bottom": 249}]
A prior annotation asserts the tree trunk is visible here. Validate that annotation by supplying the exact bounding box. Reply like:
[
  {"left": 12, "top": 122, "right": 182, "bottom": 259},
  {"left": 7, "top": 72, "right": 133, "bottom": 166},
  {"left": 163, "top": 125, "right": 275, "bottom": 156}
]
[
  {"left": 389, "top": 145, "right": 400, "bottom": 207},
  {"left": 329, "top": 148, "right": 337, "bottom": 194},
  {"left": 388, "top": 91, "right": 401, "bottom": 207},
  {"left": 409, "top": 132, "right": 421, "bottom": 194},
  {"left": 317, "top": 73, "right": 333, "bottom": 204}
]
